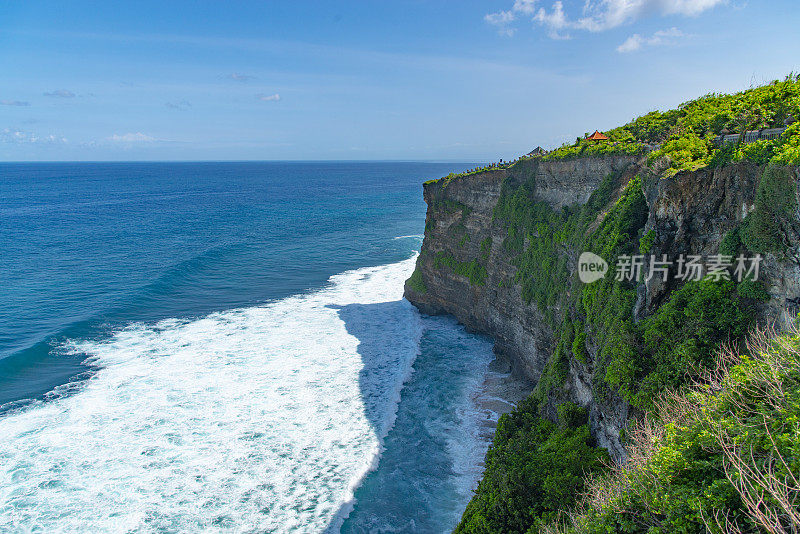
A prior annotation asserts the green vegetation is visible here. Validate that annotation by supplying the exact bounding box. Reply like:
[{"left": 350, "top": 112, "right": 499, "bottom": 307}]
[
  {"left": 456, "top": 401, "right": 609, "bottom": 534},
  {"left": 480, "top": 237, "right": 492, "bottom": 260},
  {"left": 648, "top": 132, "right": 710, "bottom": 174},
  {"left": 719, "top": 226, "right": 743, "bottom": 256},
  {"left": 539, "top": 75, "right": 800, "bottom": 173},
  {"left": 493, "top": 172, "right": 622, "bottom": 323},
  {"left": 773, "top": 122, "right": 800, "bottom": 164},
  {"left": 644, "top": 75, "right": 800, "bottom": 175},
  {"left": 433, "top": 252, "right": 487, "bottom": 286},
  {"left": 740, "top": 165, "right": 800, "bottom": 260},
  {"left": 736, "top": 278, "right": 770, "bottom": 301},
  {"left": 431, "top": 197, "right": 473, "bottom": 217},
  {"left": 406, "top": 266, "right": 427, "bottom": 294},
  {"left": 632, "top": 279, "right": 753, "bottom": 407},
  {"left": 424, "top": 188, "right": 489, "bottom": 286},
  {"left": 550, "top": 327, "right": 800, "bottom": 534},
  {"left": 545, "top": 177, "right": 757, "bottom": 412},
  {"left": 638, "top": 229, "right": 655, "bottom": 254},
  {"left": 425, "top": 76, "right": 800, "bottom": 189},
  {"left": 542, "top": 134, "right": 647, "bottom": 162},
  {"left": 455, "top": 173, "right": 641, "bottom": 532},
  {"left": 489, "top": 172, "right": 757, "bottom": 411},
  {"left": 424, "top": 163, "right": 515, "bottom": 187}
]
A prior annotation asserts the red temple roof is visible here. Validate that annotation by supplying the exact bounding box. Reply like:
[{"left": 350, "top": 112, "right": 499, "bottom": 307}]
[{"left": 587, "top": 130, "right": 609, "bottom": 141}]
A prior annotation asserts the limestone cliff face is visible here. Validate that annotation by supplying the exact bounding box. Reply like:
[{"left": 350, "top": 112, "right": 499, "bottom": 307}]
[
  {"left": 640, "top": 163, "right": 800, "bottom": 325},
  {"left": 407, "top": 156, "right": 638, "bottom": 380},
  {"left": 405, "top": 155, "right": 800, "bottom": 462}
]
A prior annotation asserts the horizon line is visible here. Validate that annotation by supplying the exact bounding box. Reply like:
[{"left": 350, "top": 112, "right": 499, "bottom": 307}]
[{"left": 0, "top": 158, "right": 487, "bottom": 164}]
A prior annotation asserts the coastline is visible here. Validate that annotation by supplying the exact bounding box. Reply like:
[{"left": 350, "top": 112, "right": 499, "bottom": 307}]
[{"left": 472, "top": 352, "right": 534, "bottom": 462}]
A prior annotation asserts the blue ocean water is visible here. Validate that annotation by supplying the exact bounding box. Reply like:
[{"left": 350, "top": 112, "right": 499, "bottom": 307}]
[{"left": 0, "top": 162, "right": 509, "bottom": 533}]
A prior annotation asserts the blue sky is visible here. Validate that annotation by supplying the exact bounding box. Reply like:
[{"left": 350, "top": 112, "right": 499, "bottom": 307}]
[{"left": 1, "top": 0, "right": 798, "bottom": 161}]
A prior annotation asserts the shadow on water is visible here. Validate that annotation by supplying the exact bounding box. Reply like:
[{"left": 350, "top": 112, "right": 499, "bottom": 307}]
[
  {"left": 322, "top": 299, "right": 501, "bottom": 534},
  {"left": 325, "top": 299, "right": 419, "bottom": 445},
  {"left": 321, "top": 299, "right": 421, "bottom": 533}
]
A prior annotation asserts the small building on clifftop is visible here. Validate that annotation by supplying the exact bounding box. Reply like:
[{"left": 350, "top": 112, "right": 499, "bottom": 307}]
[{"left": 586, "top": 130, "right": 609, "bottom": 142}]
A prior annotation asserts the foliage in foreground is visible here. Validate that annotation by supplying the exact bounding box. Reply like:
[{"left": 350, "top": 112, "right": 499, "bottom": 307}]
[
  {"left": 455, "top": 402, "right": 608, "bottom": 534},
  {"left": 547, "top": 326, "right": 800, "bottom": 534}
]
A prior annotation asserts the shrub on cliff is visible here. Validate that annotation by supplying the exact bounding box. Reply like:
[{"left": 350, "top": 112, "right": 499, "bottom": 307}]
[
  {"left": 741, "top": 164, "right": 800, "bottom": 261},
  {"left": 455, "top": 401, "right": 608, "bottom": 534},
  {"left": 648, "top": 132, "right": 710, "bottom": 174},
  {"left": 406, "top": 266, "right": 427, "bottom": 293},
  {"left": 546, "top": 326, "right": 800, "bottom": 534},
  {"left": 541, "top": 137, "right": 647, "bottom": 162},
  {"left": 772, "top": 123, "right": 800, "bottom": 165},
  {"left": 432, "top": 252, "right": 487, "bottom": 286},
  {"left": 631, "top": 279, "right": 753, "bottom": 407}
]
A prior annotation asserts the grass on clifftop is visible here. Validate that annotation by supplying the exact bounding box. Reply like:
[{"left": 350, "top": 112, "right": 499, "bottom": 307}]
[
  {"left": 424, "top": 75, "right": 800, "bottom": 188},
  {"left": 545, "top": 74, "right": 800, "bottom": 174}
]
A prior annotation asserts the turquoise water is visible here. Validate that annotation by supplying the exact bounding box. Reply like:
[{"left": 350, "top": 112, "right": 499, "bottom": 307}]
[{"left": 0, "top": 162, "right": 504, "bottom": 532}]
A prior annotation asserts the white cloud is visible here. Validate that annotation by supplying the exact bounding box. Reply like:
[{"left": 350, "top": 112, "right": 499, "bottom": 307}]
[
  {"left": 108, "top": 132, "right": 155, "bottom": 143},
  {"left": 43, "top": 89, "right": 76, "bottom": 98},
  {"left": 533, "top": 1, "right": 572, "bottom": 39},
  {"left": 256, "top": 93, "right": 281, "bottom": 102},
  {"left": 513, "top": 0, "right": 539, "bottom": 15},
  {"left": 485, "top": 10, "right": 516, "bottom": 36},
  {"left": 490, "top": 0, "right": 725, "bottom": 39},
  {"left": 485, "top": 0, "right": 544, "bottom": 35},
  {"left": 660, "top": 0, "right": 727, "bottom": 16},
  {"left": 617, "top": 27, "right": 686, "bottom": 52},
  {"left": 0, "top": 100, "right": 30, "bottom": 106},
  {"left": 617, "top": 34, "right": 645, "bottom": 52},
  {"left": 575, "top": 0, "right": 725, "bottom": 31},
  {"left": 1, "top": 128, "right": 66, "bottom": 144}
]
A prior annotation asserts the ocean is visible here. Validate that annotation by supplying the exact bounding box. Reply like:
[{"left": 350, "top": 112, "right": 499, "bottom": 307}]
[{"left": 0, "top": 162, "right": 515, "bottom": 533}]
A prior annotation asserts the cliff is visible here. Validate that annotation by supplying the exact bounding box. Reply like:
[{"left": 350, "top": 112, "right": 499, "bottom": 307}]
[
  {"left": 407, "top": 155, "right": 638, "bottom": 378},
  {"left": 406, "top": 77, "right": 800, "bottom": 533},
  {"left": 405, "top": 156, "right": 800, "bottom": 462}
]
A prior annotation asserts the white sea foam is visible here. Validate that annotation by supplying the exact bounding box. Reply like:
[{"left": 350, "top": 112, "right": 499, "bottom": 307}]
[
  {"left": 446, "top": 362, "right": 530, "bottom": 505},
  {"left": 0, "top": 257, "right": 423, "bottom": 533}
]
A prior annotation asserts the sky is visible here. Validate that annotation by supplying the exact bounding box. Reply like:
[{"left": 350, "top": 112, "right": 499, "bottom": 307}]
[{"left": 0, "top": 0, "right": 798, "bottom": 161}]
